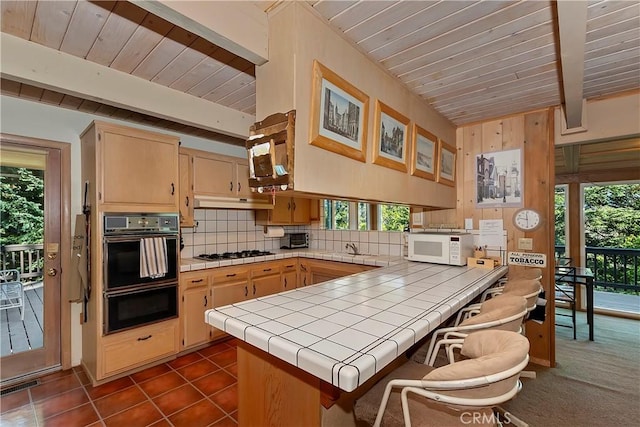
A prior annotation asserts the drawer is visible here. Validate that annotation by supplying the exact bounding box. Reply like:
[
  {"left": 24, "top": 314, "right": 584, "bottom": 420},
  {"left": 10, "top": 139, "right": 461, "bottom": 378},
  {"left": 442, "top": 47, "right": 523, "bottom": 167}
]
[
  {"left": 102, "top": 320, "right": 178, "bottom": 377},
  {"left": 281, "top": 260, "right": 298, "bottom": 272},
  {"left": 251, "top": 262, "right": 282, "bottom": 278},
  {"left": 211, "top": 266, "right": 250, "bottom": 284},
  {"left": 180, "top": 270, "right": 210, "bottom": 289}
]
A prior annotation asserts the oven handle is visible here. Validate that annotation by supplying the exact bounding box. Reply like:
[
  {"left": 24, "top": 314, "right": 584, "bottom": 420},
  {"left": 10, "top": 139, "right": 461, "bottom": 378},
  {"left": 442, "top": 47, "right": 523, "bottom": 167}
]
[
  {"left": 104, "top": 233, "right": 179, "bottom": 243},
  {"left": 105, "top": 282, "right": 178, "bottom": 297}
]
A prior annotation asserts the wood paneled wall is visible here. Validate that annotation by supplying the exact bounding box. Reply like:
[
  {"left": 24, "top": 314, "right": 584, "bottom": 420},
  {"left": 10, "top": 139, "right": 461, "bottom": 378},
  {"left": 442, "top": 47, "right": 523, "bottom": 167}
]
[{"left": 425, "top": 108, "right": 556, "bottom": 366}]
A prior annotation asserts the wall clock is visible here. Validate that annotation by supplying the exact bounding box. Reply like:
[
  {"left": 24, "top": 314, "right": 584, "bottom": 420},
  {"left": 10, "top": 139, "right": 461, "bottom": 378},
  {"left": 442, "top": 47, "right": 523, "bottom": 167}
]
[{"left": 513, "top": 208, "right": 542, "bottom": 231}]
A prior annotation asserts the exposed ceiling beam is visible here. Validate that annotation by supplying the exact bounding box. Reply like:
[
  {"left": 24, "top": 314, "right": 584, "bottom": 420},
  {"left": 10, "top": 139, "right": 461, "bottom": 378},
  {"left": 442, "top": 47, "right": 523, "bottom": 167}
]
[
  {"left": 0, "top": 34, "right": 254, "bottom": 139},
  {"left": 556, "top": 1, "right": 588, "bottom": 129},
  {"left": 134, "top": 0, "right": 269, "bottom": 65}
]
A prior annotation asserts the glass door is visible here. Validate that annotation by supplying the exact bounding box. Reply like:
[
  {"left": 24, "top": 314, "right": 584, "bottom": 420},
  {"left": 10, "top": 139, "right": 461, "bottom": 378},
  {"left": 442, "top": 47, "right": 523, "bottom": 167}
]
[{"left": 0, "top": 140, "right": 62, "bottom": 383}]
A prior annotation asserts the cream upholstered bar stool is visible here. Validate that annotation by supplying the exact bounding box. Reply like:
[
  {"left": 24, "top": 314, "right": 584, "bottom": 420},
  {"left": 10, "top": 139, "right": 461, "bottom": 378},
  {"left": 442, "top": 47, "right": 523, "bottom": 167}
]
[
  {"left": 455, "top": 278, "right": 542, "bottom": 326},
  {"left": 354, "top": 330, "right": 530, "bottom": 427},
  {"left": 424, "top": 294, "right": 528, "bottom": 366},
  {"left": 482, "top": 268, "right": 542, "bottom": 302}
]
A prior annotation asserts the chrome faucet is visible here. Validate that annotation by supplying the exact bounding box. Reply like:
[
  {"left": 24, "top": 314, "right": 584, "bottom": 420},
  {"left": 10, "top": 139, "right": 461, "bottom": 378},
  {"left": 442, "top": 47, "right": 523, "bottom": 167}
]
[{"left": 345, "top": 242, "right": 360, "bottom": 255}]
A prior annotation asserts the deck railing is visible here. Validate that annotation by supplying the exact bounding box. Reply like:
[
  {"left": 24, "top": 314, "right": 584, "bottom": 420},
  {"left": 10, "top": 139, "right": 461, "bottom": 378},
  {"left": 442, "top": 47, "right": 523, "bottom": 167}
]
[
  {"left": 555, "top": 245, "right": 640, "bottom": 294},
  {"left": 0, "top": 243, "right": 44, "bottom": 286}
]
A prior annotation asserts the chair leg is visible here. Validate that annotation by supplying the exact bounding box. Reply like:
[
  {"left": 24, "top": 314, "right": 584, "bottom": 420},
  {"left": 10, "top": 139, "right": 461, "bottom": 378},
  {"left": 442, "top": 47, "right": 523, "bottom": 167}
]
[
  {"left": 373, "top": 381, "right": 396, "bottom": 427},
  {"left": 571, "top": 301, "right": 576, "bottom": 340},
  {"left": 400, "top": 387, "right": 413, "bottom": 427}
]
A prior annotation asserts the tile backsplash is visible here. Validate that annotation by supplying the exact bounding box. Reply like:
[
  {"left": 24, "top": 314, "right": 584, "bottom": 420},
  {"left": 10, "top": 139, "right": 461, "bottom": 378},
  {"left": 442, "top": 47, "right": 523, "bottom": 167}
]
[{"left": 180, "top": 209, "right": 406, "bottom": 258}]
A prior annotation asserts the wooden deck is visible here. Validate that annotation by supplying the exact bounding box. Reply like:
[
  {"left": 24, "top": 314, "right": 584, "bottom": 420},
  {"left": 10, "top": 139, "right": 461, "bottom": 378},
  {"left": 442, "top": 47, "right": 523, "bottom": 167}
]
[{"left": 0, "top": 286, "right": 43, "bottom": 357}]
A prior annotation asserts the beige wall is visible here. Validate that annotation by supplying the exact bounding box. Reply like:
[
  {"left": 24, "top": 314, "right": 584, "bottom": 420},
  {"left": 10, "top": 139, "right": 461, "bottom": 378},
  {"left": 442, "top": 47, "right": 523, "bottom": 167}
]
[
  {"left": 256, "top": 2, "right": 457, "bottom": 208},
  {"left": 424, "top": 109, "right": 557, "bottom": 366}
]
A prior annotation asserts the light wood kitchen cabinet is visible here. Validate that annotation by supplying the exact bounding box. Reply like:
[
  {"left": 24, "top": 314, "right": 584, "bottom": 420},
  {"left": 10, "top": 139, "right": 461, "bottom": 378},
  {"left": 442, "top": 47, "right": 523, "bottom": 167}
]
[
  {"left": 301, "top": 259, "right": 375, "bottom": 286},
  {"left": 282, "top": 261, "right": 298, "bottom": 290},
  {"left": 192, "top": 150, "right": 251, "bottom": 199},
  {"left": 179, "top": 150, "right": 194, "bottom": 227},
  {"left": 256, "top": 196, "right": 311, "bottom": 225},
  {"left": 250, "top": 263, "right": 283, "bottom": 298},
  {"left": 101, "top": 319, "right": 178, "bottom": 378},
  {"left": 180, "top": 270, "right": 212, "bottom": 349},
  {"left": 178, "top": 149, "right": 195, "bottom": 227},
  {"left": 211, "top": 266, "right": 251, "bottom": 339},
  {"left": 80, "top": 121, "right": 179, "bottom": 212}
]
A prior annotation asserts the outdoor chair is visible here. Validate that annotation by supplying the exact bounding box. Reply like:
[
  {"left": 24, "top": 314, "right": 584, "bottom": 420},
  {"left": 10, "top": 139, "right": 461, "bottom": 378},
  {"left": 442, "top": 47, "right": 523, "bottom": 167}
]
[
  {"left": 555, "top": 263, "right": 578, "bottom": 339},
  {"left": 0, "top": 269, "right": 24, "bottom": 321},
  {"left": 424, "top": 294, "right": 528, "bottom": 367},
  {"left": 354, "top": 329, "right": 530, "bottom": 427}
]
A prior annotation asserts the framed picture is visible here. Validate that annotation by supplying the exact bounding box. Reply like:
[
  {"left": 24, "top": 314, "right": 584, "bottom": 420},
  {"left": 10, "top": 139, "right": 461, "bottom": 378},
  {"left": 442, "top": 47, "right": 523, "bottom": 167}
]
[
  {"left": 475, "top": 148, "right": 523, "bottom": 208},
  {"left": 373, "top": 100, "right": 410, "bottom": 172},
  {"left": 410, "top": 124, "right": 437, "bottom": 180},
  {"left": 436, "top": 140, "right": 457, "bottom": 186},
  {"left": 309, "top": 60, "right": 369, "bottom": 162}
]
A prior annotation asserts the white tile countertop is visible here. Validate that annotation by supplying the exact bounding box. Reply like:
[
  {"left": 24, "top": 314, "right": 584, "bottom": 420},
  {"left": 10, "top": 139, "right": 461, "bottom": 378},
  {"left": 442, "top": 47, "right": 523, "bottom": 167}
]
[
  {"left": 180, "top": 249, "right": 403, "bottom": 272},
  {"left": 205, "top": 259, "right": 508, "bottom": 392}
]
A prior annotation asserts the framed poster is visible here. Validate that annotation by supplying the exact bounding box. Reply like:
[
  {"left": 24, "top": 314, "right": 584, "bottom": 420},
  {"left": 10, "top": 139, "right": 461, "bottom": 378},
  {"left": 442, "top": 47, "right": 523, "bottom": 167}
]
[
  {"left": 410, "top": 124, "right": 437, "bottom": 181},
  {"left": 309, "top": 60, "right": 369, "bottom": 162},
  {"left": 373, "top": 100, "right": 410, "bottom": 172},
  {"left": 476, "top": 148, "right": 523, "bottom": 208},
  {"left": 437, "top": 140, "right": 457, "bottom": 187}
]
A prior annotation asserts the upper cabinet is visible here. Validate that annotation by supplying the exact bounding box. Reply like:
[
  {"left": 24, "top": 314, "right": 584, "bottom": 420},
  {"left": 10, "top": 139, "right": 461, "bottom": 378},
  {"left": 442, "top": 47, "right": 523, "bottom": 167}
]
[
  {"left": 180, "top": 147, "right": 272, "bottom": 212},
  {"left": 179, "top": 151, "right": 194, "bottom": 227},
  {"left": 256, "top": 195, "right": 311, "bottom": 225},
  {"left": 80, "top": 121, "right": 179, "bottom": 213}
]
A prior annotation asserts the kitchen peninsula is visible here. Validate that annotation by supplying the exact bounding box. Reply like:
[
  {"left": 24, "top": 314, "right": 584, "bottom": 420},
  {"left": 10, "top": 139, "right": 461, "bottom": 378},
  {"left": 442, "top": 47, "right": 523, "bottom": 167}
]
[{"left": 206, "top": 258, "right": 508, "bottom": 426}]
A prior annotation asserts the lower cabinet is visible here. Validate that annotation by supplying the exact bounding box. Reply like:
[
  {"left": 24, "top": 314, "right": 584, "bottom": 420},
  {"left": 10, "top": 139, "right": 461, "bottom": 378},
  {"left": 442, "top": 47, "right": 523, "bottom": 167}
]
[
  {"left": 301, "top": 259, "right": 376, "bottom": 286},
  {"left": 180, "top": 270, "right": 213, "bottom": 349},
  {"left": 101, "top": 319, "right": 179, "bottom": 378},
  {"left": 180, "top": 258, "right": 376, "bottom": 350}
]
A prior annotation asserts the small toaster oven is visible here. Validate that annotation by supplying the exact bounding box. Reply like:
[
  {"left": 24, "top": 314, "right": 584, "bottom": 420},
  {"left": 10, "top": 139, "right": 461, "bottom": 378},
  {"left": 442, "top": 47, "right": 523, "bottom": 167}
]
[{"left": 280, "top": 233, "right": 309, "bottom": 249}]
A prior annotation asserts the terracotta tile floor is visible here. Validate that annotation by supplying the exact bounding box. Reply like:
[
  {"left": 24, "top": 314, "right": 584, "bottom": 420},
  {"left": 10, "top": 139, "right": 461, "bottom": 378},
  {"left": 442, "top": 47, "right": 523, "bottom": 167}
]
[{"left": 0, "top": 339, "right": 239, "bottom": 427}]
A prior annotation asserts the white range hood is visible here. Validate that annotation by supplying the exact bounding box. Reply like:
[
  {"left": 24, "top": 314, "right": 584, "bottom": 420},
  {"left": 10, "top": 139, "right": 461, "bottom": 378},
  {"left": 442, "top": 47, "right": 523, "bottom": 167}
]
[{"left": 193, "top": 195, "right": 274, "bottom": 210}]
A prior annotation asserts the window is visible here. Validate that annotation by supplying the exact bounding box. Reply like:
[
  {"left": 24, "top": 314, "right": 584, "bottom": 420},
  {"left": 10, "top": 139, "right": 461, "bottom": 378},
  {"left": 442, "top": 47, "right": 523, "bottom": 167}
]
[
  {"left": 322, "top": 200, "right": 408, "bottom": 232},
  {"left": 358, "top": 202, "right": 369, "bottom": 230},
  {"left": 323, "top": 200, "right": 350, "bottom": 230},
  {"left": 378, "top": 204, "right": 409, "bottom": 231}
]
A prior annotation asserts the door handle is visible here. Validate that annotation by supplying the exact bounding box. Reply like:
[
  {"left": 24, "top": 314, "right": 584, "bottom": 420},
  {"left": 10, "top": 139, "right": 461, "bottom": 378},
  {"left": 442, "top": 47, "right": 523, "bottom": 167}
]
[
  {"left": 244, "top": 286, "right": 248, "bottom": 297},
  {"left": 185, "top": 196, "right": 189, "bottom": 207},
  {"left": 230, "top": 181, "right": 233, "bottom": 191},
  {"left": 253, "top": 284, "right": 256, "bottom": 295},
  {"left": 47, "top": 268, "right": 58, "bottom": 277},
  {"left": 171, "top": 183, "right": 175, "bottom": 195},
  {"left": 204, "top": 295, "right": 208, "bottom": 306}
]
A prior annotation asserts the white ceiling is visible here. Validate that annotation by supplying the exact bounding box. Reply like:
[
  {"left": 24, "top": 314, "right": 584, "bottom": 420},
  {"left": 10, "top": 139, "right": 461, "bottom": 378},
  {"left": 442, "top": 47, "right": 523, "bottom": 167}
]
[{"left": 1, "top": 0, "right": 638, "bottom": 143}]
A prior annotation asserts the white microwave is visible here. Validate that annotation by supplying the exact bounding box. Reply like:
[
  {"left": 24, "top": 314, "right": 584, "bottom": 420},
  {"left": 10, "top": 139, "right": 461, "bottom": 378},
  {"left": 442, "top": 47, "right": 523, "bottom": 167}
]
[{"left": 406, "top": 232, "right": 474, "bottom": 266}]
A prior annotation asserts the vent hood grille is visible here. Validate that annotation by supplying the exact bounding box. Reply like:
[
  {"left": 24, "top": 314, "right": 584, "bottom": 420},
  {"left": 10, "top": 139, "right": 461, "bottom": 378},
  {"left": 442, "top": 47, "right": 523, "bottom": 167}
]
[{"left": 193, "top": 195, "right": 274, "bottom": 210}]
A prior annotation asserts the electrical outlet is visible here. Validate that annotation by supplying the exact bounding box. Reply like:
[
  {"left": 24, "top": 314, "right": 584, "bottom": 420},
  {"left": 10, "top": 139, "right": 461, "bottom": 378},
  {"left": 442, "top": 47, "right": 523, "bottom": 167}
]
[{"left": 518, "top": 238, "right": 533, "bottom": 250}]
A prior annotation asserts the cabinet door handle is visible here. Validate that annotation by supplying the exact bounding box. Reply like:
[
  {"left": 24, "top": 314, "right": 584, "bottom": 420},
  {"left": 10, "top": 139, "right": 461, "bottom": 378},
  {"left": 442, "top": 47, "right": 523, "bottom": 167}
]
[
  {"left": 253, "top": 284, "right": 256, "bottom": 295},
  {"left": 301, "top": 265, "right": 307, "bottom": 272},
  {"left": 244, "top": 286, "right": 248, "bottom": 297},
  {"left": 185, "top": 196, "right": 189, "bottom": 207},
  {"left": 287, "top": 202, "right": 291, "bottom": 210},
  {"left": 238, "top": 182, "right": 241, "bottom": 192},
  {"left": 286, "top": 264, "right": 294, "bottom": 268},
  {"left": 171, "top": 183, "right": 175, "bottom": 195},
  {"left": 204, "top": 295, "right": 208, "bottom": 306},
  {"left": 137, "top": 335, "right": 152, "bottom": 341},
  {"left": 191, "top": 279, "right": 204, "bottom": 283},
  {"left": 303, "top": 277, "right": 307, "bottom": 286},
  {"left": 284, "top": 278, "right": 287, "bottom": 288},
  {"left": 263, "top": 268, "right": 271, "bottom": 272},
  {"left": 230, "top": 181, "right": 233, "bottom": 191},
  {"left": 226, "top": 273, "right": 236, "bottom": 277},
  {"left": 292, "top": 201, "right": 296, "bottom": 211}
]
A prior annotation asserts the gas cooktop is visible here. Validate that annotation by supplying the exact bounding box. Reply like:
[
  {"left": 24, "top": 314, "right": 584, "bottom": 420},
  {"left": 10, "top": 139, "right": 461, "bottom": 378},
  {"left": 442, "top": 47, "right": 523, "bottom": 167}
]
[{"left": 194, "top": 250, "right": 273, "bottom": 261}]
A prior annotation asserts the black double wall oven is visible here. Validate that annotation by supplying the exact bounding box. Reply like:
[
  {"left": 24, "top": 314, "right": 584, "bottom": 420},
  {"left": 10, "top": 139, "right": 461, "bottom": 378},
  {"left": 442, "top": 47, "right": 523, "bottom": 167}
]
[{"left": 103, "top": 213, "right": 179, "bottom": 334}]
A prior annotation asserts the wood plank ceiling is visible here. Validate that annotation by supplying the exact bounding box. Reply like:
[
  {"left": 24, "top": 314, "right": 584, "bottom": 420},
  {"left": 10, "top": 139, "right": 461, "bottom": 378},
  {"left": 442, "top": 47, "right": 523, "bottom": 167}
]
[{"left": 1, "top": 0, "right": 639, "bottom": 161}]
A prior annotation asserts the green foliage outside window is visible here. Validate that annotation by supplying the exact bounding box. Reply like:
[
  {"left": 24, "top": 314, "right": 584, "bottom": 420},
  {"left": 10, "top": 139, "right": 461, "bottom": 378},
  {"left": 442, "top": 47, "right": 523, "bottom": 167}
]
[
  {"left": 1, "top": 167, "right": 45, "bottom": 246},
  {"left": 380, "top": 204, "right": 409, "bottom": 232}
]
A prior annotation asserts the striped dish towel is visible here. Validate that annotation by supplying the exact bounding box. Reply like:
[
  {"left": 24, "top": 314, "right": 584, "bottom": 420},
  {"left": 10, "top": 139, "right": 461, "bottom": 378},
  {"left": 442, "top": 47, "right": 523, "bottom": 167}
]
[{"left": 140, "top": 237, "right": 168, "bottom": 279}]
